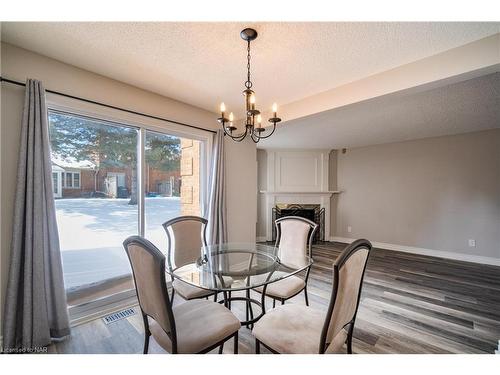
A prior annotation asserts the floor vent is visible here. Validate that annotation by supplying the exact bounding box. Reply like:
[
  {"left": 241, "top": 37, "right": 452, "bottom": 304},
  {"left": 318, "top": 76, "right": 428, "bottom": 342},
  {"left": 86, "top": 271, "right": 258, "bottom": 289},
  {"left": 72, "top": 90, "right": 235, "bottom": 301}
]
[{"left": 102, "top": 308, "right": 136, "bottom": 325}]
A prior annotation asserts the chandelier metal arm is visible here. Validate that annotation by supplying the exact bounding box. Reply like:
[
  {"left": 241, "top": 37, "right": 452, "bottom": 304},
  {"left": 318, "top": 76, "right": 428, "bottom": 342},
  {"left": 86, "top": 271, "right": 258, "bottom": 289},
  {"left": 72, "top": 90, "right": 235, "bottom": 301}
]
[
  {"left": 252, "top": 121, "right": 277, "bottom": 141},
  {"left": 250, "top": 131, "right": 261, "bottom": 143},
  {"left": 222, "top": 123, "right": 248, "bottom": 142}
]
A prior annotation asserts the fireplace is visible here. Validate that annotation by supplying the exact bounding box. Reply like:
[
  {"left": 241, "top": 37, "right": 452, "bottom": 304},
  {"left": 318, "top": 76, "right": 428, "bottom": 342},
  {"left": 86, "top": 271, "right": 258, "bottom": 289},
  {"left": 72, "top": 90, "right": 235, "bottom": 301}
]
[{"left": 272, "top": 204, "right": 325, "bottom": 243}]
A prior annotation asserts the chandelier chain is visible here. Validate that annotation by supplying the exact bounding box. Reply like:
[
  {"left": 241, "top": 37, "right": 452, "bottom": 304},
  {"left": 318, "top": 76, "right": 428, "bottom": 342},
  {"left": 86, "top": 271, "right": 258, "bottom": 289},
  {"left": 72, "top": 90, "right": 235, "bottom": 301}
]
[{"left": 245, "top": 40, "right": 252, "bottom": 89}]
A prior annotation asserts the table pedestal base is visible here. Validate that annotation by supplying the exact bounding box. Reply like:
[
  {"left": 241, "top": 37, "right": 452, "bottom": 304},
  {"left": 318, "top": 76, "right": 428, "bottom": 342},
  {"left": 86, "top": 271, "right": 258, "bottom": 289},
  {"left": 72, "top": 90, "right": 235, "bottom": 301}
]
[{"left": 219, "top": 290, "right": 266, "bottom": 329}]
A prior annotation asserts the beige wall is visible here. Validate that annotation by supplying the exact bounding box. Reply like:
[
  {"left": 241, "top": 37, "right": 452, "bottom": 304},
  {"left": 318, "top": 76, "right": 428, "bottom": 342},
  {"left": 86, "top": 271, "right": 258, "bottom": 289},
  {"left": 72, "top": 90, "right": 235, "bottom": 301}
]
[
  {"left": 0, "top": 42, "right": 256, "bottom": 334},
  {"left": 256, "top": 149, "right": 267, "bottom": 239},
  {"left": 335, "top": 129, "right": 500, "bottom": 260},
  {"left": 329, "top": 150, "right": 339, "bottom": 238},
  {"left": 226, "top": 137, "right": 257, "bottom": 243},
  {"left": 256, "top": 130, "right": 499, "bottom": 261}
]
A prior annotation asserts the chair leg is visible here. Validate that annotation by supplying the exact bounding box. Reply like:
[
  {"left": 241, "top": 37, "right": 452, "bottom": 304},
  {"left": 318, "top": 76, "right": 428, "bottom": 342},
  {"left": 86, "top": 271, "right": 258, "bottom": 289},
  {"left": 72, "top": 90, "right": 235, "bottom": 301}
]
[
  {"left": 219, "top": 343, "right": 224, "bottom": 354},
  {"left": 281, "top": 299, "right": 285, "bottom": 305},
  {"left": 213, "top": 292, "right": 218, "bottom": 302},
  {"left": 255, "top": 338, "right": 260, "bottom": 354},
  {"left": 347, "top": 323, "right": 354, "bottom": 354},
  {"left": 304, "top": 287, "right": 309, "bottom": 306},
  {"left": 228, "top": 291, "right": 232, "bottom": 310},
  {"left": 170, "top": 288, "right": 175, "bottom": 304},
  {"left": 143, "top": 333, "right": 150, "bottom": 354},
  {"left": 142, "top": 314, "right": 150, "bottom": 354},
  {"left": 245, "top": 290, "right": 250, "bottom": 322},
  {"left": 272, "top": 299, "right": 276, "bottom": 308},
  {"left": 234, "top": 331, "right": 239, "bottom": 354}
]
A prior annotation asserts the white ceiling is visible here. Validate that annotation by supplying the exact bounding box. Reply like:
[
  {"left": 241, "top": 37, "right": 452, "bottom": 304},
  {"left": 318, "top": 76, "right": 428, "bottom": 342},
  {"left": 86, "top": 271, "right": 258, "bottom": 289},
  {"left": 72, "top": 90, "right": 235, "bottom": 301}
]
[
  {"left": 2, "top": 22, "right": 499, "bottom": 119},
  {"left": 259, "top": 73, "right": 500, "bottom": 149}
]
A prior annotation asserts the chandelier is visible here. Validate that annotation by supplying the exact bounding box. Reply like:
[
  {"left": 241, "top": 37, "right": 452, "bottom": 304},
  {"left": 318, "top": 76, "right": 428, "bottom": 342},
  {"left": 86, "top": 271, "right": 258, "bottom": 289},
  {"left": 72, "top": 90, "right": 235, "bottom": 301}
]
[{"left": 217, "top": 28, "right": 281, "bottom": 143}]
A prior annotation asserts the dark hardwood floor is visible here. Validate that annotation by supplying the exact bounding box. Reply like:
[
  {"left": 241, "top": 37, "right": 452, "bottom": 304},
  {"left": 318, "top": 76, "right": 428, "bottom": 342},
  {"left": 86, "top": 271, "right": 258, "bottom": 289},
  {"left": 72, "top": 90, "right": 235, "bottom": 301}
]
[{"left": 50, "top": 242, "right": 500, "bottom": 354}]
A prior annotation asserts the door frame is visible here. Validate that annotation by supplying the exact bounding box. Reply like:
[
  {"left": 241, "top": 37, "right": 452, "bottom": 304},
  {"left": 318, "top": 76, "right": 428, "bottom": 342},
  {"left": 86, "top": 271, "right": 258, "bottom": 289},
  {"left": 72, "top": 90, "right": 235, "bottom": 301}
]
[{"left": 52, "top": 170, "right": 63, "bottom": 198}]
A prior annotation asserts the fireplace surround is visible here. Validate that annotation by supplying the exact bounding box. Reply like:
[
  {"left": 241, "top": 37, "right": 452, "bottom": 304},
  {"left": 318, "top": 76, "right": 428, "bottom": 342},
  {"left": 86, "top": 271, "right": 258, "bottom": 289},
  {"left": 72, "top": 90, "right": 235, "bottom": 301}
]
[
  {"left": 259, "top": 149, "right": 340, "bottom": 242},
  {"left": 272, "top": 204, "right": 325, "bottom": 242}
]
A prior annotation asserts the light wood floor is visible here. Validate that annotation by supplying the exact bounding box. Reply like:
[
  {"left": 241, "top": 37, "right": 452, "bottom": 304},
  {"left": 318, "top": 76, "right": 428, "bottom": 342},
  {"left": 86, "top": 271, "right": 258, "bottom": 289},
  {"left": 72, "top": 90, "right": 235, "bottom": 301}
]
[{"left": 50, "top": 242, "right": 500, "bottom": 354}]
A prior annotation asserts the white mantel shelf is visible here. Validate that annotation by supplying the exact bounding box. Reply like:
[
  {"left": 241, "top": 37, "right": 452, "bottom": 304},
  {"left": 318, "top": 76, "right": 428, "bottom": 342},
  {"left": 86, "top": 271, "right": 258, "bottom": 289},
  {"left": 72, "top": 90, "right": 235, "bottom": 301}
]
[{"left": 260, "top": 191, "right": 341, "bottom": 195}]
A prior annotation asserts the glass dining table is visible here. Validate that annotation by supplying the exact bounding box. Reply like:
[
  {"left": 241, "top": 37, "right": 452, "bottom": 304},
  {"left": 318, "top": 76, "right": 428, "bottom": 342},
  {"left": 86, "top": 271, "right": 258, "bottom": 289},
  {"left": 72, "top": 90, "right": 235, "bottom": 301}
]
[{"left": 167, "top": 242, "right": 313, "bottom": 327}]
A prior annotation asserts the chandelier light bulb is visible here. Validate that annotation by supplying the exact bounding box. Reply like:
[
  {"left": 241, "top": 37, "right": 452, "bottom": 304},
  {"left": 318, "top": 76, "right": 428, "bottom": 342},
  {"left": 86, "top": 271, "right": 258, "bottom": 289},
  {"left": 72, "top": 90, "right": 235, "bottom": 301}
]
[
  {"left": 229, "top": 112, "right": 234, "bottom": 122},
  {"left": 272, "top": 103, "right": 278, "bottom": 114},
  {"left": 257, "top": 114, "right": 262, "bottom": 127},
  {"left": 220, "top": 102, "right": 226, "bottom": 113}
]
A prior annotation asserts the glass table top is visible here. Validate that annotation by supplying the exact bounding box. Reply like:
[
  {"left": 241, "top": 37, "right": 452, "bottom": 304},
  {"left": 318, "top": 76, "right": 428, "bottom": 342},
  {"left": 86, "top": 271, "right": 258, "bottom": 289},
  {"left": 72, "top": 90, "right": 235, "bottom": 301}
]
[{"left": 168, "top": 243, "right": 312, "bottom": 292}]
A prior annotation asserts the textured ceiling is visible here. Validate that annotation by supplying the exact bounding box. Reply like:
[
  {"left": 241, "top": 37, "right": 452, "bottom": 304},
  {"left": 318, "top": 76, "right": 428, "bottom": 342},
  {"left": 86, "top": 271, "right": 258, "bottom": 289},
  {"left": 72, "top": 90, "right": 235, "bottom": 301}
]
[
  {"left": 258, "top": 73, "right": 500, "bottom": 149},
  {"left": 2, "top": 22, "right": 499, "bottom": 119}
]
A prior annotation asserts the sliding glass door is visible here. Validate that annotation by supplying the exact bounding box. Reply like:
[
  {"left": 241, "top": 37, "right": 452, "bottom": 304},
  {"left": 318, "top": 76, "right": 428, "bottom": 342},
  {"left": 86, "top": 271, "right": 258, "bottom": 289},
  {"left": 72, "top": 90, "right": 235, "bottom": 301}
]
[
  {"left": 144, "top": 130, "right": 202, "bottom": 250},
  {"left": 48, "top": 110, "right": 205, "bottom": 315},
  {"left": 49, "top": 111, "right": 139, "bottom": 309}
]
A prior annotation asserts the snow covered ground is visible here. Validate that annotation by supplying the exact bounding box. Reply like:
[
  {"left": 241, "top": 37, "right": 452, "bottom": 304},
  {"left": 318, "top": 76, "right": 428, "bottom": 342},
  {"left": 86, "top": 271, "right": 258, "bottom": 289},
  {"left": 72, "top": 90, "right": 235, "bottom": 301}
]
[{"left": 55, "top": 197, "right": 180, "bottom": 289}]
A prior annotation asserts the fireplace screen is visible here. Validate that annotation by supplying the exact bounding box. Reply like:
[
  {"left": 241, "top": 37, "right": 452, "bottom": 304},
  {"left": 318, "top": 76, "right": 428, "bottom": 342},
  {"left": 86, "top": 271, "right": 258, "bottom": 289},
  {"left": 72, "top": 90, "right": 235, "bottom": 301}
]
[{"left": 272, "top": 204, "right": 325, "bottom": 243}]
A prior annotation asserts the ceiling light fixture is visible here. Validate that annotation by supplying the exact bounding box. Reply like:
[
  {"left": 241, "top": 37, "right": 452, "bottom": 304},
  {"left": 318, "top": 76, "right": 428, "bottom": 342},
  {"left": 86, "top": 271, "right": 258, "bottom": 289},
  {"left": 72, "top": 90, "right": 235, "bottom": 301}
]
[{"left": 218, "top": 28, "right": 281, "bottom": 143}]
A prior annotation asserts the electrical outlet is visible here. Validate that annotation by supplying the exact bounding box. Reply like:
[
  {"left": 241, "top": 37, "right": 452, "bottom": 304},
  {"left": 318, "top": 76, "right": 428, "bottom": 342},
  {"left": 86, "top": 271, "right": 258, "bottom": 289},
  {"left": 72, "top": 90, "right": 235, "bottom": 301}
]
[
  {"left": 468, "top": 239, "right": 476, "bottom": 247},
  {"left": 347, "top": 226, "right": 352, "bottom": 233}
]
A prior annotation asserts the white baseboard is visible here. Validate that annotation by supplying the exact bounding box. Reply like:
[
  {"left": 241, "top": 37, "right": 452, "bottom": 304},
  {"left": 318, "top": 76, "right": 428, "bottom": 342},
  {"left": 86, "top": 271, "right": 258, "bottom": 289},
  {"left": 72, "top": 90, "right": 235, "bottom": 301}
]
[
  {"left": 256, "top": 236, "right": 267, "bottom": 243},
  {"left": 329, "top": 236, "right": 500, "bottom": 267}
]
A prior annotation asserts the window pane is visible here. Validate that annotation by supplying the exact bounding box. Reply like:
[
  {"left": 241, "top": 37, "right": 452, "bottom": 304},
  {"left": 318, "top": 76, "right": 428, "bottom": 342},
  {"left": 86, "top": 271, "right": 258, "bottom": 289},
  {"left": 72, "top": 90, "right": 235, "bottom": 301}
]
[
  {"left": 66, "top": 172, "right": 73, "bottom": 188},
  {"left": 144, "top": 131, "right": 201, "bottom": 251},
  {"left": 74, "top": 173, "right": 80, "bottom": 188},
  {"left": 49, "top": 111, "right": 138, "bottom": 308}
]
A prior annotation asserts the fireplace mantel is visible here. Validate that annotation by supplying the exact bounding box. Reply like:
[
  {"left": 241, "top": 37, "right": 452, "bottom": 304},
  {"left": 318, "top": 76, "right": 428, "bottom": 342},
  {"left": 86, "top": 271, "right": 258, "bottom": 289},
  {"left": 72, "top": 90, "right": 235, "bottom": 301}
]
[
  {"left": 262, "top": 149, "right": 337, "bottom": 242},
  {"left": 260, "top": 190, "right": 341, "bottom": 196}
]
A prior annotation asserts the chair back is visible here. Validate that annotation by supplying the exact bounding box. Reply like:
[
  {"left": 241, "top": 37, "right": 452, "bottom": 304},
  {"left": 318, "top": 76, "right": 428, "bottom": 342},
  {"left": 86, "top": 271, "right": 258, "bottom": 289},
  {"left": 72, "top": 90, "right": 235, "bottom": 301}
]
[
  {"left": 123, "top": 236, "right": 176, "bottom": 338},
  {"left": 275, "top": 216, "right": 318, "bottom": 266},
  {"left": 162, "top": 216, "right": 208, "bottom": 270},
  {"left": 319, "top": 239, "right": 372, "bottom": 353}
]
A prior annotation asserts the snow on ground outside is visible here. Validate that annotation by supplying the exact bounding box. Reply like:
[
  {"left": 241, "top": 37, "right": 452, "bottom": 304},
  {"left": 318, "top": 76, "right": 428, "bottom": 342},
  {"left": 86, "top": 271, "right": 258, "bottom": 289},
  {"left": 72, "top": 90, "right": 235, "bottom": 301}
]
[{"left": 55, "top": 197, "right": 180, "bottom": 289}]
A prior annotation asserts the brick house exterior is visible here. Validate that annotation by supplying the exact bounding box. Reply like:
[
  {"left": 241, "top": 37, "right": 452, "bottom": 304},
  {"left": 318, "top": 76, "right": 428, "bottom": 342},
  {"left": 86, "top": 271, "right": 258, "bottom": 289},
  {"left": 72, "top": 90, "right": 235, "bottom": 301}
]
[
  {"left": 180, "top": 138, "right": 201, "bottom": 216},
  {"left": 52, "top": 157, "right": 182, "bottom": 199}
]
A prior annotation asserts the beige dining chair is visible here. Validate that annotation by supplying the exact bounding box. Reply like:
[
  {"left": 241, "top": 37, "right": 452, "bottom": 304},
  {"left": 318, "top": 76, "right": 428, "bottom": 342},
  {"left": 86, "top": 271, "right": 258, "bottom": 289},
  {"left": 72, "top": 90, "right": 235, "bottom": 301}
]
[
  {"left": 254, "top": 216, "right": 318, "bottom": 307},
  {"left": 123, "top": 236, "right": 240, "bottom": 354},
  {"left": 162, "top": 216, "right": 216, "bottom": 302},
  {"left": 252, "top": 239, "right": 372, "bottom": 354}
]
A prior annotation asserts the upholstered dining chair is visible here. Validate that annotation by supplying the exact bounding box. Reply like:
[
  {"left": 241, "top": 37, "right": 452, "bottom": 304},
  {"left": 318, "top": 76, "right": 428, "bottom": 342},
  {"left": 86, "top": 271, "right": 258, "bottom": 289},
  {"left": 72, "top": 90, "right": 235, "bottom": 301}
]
[
  {"left": 123, "top": 236, "right": 240, "bottom": 354},
  {"left": 254, "top": 216, "right": 318, "bottom": 307},
  {"left": 252, "top": 239, "right": 372, "bottom": 354},
  {"left": 162, "top": 216, "right": 216, "bottom": 302}
]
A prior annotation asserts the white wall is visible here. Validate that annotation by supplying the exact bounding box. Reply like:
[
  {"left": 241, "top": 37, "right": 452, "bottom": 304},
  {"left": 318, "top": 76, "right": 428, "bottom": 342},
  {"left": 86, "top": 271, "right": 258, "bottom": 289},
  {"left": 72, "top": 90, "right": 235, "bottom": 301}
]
[
  {"left": 0, "top": 42, "right": 256, "bottom": 334},
  {"left": 335, "top": 129, "right": 500, "bottom": 262}
]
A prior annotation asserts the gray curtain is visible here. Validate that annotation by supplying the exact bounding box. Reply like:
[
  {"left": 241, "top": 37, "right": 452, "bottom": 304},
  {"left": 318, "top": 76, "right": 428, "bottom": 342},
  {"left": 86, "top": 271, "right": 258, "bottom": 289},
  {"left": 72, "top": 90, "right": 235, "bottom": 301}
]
[
  {"left": 3, "top": 79, "right": 70, "bottom": 351},
  {"left": 206, "top": 130, "right": 227, "bottom": 245}
]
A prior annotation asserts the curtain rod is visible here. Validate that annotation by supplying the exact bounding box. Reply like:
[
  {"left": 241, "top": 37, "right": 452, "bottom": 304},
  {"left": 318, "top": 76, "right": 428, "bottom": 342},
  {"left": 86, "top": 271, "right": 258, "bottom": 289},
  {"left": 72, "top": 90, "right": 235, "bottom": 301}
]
[{"left": 0, "top": 76, "right": 217, "bottom": 135}]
